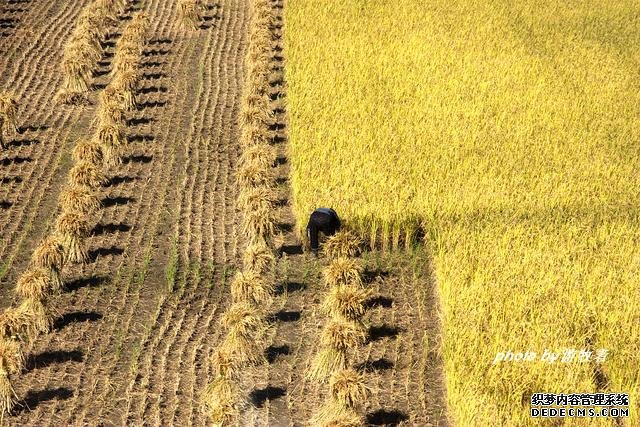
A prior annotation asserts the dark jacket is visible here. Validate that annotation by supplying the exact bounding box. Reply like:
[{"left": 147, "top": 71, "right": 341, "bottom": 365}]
[{"left": 306, "top": 208, "right": 340, "bottom": 253}]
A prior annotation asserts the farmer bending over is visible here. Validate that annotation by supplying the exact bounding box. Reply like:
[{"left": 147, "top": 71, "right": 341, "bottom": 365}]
[{"left": 306, "top": 208, "right": 340, "bottom": 255}]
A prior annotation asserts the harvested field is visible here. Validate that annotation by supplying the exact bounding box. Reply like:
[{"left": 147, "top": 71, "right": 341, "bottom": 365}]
[
  {"left": 0, "top": 0, "right": 447, "bottom": 425},
  {"left": 1, "top": 0, "right": 248, "bottom": 424}
]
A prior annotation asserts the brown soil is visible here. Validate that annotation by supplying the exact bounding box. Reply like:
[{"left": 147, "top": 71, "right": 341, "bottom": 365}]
[{"left": 0, "top": 0, "right": 449, "bottom": 425}]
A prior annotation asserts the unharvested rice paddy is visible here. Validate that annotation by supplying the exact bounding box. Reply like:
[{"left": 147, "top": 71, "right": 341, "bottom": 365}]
[{"left": 285, "top": 0, "right": 640, "bottom": 425}]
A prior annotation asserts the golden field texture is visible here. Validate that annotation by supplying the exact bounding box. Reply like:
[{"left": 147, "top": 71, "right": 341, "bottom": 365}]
[{"left": 285, "top": 0, "right": 640, "bottom": 425}]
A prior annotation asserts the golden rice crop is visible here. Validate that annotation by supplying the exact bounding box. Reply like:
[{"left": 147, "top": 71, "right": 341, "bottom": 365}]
[
  {"left": 247, "top": 62, "right": 271, "bottom": 89},
  {"left": 312, "top": 369, "right": 369, "bottom": 426},
  {"left": 246, "top": 48, "right": 272, "bottom": 69},
  {"left": 97, "top": 100, "right": 126, "bottom": 127},
  {"left": 115, "top": 42, "right": 143, "bottom": 62},
  {"left": 247, "top": 51, "right": 272, "bottom": 80},
  {"left": 120, "top": 14, "right": 149, "bottom": 44},
  {"left": 111, "top": 52, "right": 139, "bottom": 76},
  {"left": 56, "top": 211, "right": 91, "bottom": 238},
  {"left": 0, "top": 338, "right": 23, "bottom": 419},
  {"left": 242, "top": 241, "right": 276, "bottom": 278},
  {"left": 0, "top": 307, "right": 28, "bottom": 342},
  {"left": 230, "top": 269, "right": 274, "bottom": 307},
  {"left": 201, "top": 375, "right": 241, "bottom": 426},
  {"left": 0, "top": 372, "right": 16, "bottom": 421},
  {"left": 60, "top": 49, "right": 93, "bottom": 93},
  {"left": 312, "top": 409, "right": 364, "bottom": 427},
  {"left": 58, "top": 0, "right": 123, "bottom": 100},
  {"left": 0, "top": 303, "right": 45, "bottom": 343},
  {"left": 241, "top": 205, "right": 276, "bottom": 245},
  {"left": 95, "top": 121, "right": 126, "bottom": 166},
  {"left": 210, "top": 347, "right": 240, "bottom": 379},
  {"left": 59, "top": 185, "right": 102, "bottom": 216},
  {"left": 322, "top": 285, "right": 370, "bottom": 323},
  {"left": 320, "top": 318, "right": 366, "bottom": 352},
  {"left": 126, "top": 12, "right": 150, "bottom": 42},
  {"left": 236, "top": 160, "right": 275, "bottom": 188},
  {"left": 253, "top": 0, "right": 272, "bottom": 10},
  {"left": 241, "top": 93, "right": 271, "bottom": 117},
  {"left": 178, "top": 0, "right": 203, "bottom": 30},
  {"left": 220, "top": 326, "right": 266, "bottom": 367},
  {"left": 55, "top": 211, "right": 91, "bottom": 263},
  {"left": 30, "top": 235, "right": 65, "bottom": 293},
  {"left": 249, "top": 10, "right": 273, "bottom": 36},
  {"left": 219, "top": 303, "right": 268, "bottom": 365},
  {"left": 240, "top": 122, "right": 273, "bottom": 148},
  {"left": 322, "top": 230, "right": 363, "bottom": 259},
  {"left": 201, "top": 2, "right": 278, "bottom": 422},
  {"left": 99, "top": 104, "right": 127, "bottom": 128},
  {"left": 77, "top": 4, "right": 104, "bottom": 26},
  {"left": 309, "top": 319, "right": 366, "bottom": 381},
  {"left": 0, "top": 298, "right": 52, "bottom": 343},
  {"left": 249, "top": 26, "right": 273, "bottom": 49},
  {"left": 220, "top": 302, "right": 267, "bottom": 334},
  {"left": 69, "top": 161, "right": 108, "bottom": 188},
  {"left": 0, "top": 93, "right": 18, "bottom": 147},
  {"left": 252, "top": 17, "right": 274, "bottom": 35},
  {"left": 73, "top": 138, "right": 104, "bottom": 165},
  {"left": 239, "top": 104, "right": 273, "bottom": 130},
  {"left": 237, "top": 185, "right": 277, "bottom": 215},
  {"left": 78, "top": 2, "right": 117, "bottom": 34},
  {"left": 111, "top": 42, "right": 138, "bottom": 66},
  {"left": 19, "top": 297, "right": 53, "bottom": 336},
  {"left": 286, "top": 0, "right": 640, "bottom": 424},
  {"left": 15, "top": 268, "right": 53, "bottom": 301},
  {"left": 65, "top": 38, "right": 102, "bottom": 64},
  {"left": 111, "top": 70, "right": 141, "bottom": 110},
  {"left": 95, "top": 0, "right": 126, "bottom": 16},
  {"left": 329, "top": 368, "right": 369, "bottom": 409},
  {"left": 322, "top": 257, "right": 363, "bottom": 288},
  {"left": 31, "top": 236, "right": 64, "bottom": 271},
  {"left": 100, "top": 85, "right": 127, "bottom": 107},
  {"left": 108, "top": 13, "right": 147, "bottom": 113},
  {"left": 111, "top": 85, "right": 137, "bottom": 113},
  {"left": 238, "top": 142, "right": 277, "bottom": 171},
  {"left": 0, "top": 339, "right": 23, "bottom": 375},
  {"left": 202, "top": 352, "right": 238, "bottom": 425},
  {"left": 308, "top": 346, "right": 347, "bottom": 383},
  {"left": 74, "top": 22, "right": 103, "bottom": 49},
  {"left": 69, "top": 21, "right": 102, "bottom": 41}
]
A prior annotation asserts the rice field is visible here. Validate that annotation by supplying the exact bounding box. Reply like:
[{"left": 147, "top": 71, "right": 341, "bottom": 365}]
[
  {"left": 285, "top": 0, "right": 640, "bottom": 425},
  {"left": 0, "top": 0, "right": 446, "bottom": 424},
  {"left": 1, "top": 0, "right": 637, "bottom": 424}
]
